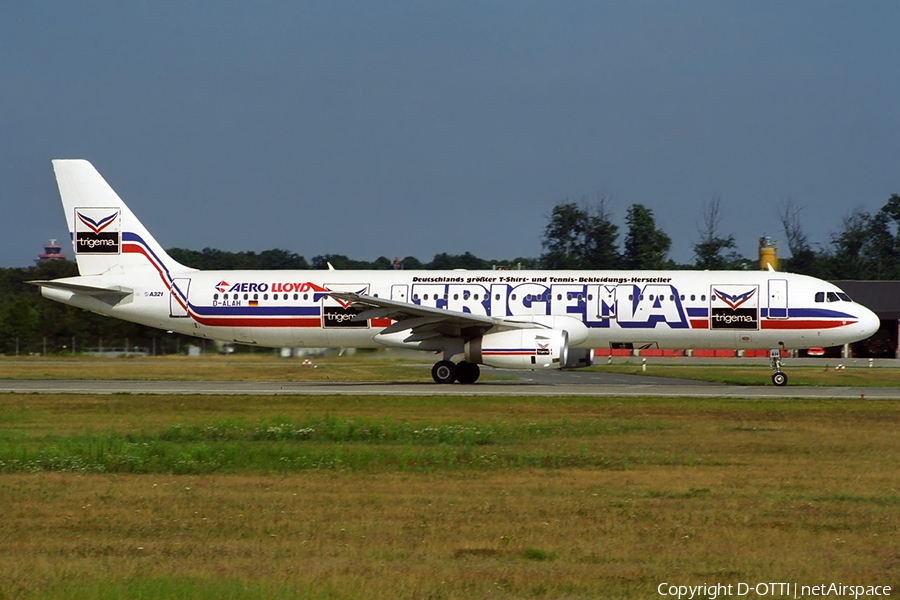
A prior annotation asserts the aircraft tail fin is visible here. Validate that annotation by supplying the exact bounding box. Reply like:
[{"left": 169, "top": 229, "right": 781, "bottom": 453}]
[{"left": 52, "top": 160, "right": 192, "bottom": 277}]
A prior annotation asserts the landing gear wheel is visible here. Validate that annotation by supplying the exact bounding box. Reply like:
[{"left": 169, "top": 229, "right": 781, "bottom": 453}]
[
  {"left": 456, "top": 361, "right": 481, "bottom": 384},
  {"left": 768, "top": 348, "right": 788, "bottom": 387},
  {"left": 432, "top": 360, "right": 457, "bottom": 384}
]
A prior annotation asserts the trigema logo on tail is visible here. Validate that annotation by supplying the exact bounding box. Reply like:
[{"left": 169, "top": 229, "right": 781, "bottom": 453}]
[
  {"left": 710, "top": 285, "right": 759, "bottom": 330},
  {"left": 74, "top": 208, "right": 120, "bottom": 254}
]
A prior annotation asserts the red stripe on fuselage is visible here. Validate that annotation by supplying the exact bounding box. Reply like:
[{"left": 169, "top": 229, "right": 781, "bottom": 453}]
[
  {"left": 761, "top": 320, "right": 855, "bottom": 330},
  {"left": 190, "top": 315, "right": 322, "bottom": 328},
  {"left": 123, "top": 243, "right": 171, "bottom": 288},
  {"left": 123, "top": 242, "right": 188, "bottom": 310},
  {"left": 690, "top": 319, "right": 709, "bottom": 329}
]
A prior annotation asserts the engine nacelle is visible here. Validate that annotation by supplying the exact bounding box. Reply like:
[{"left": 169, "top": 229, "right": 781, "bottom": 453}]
[
  {"left": 564, "top": 348, "right": 593, "bottom": 369},
  {"left": 465, "top": 328, "right": 568, "bottom": 370}
]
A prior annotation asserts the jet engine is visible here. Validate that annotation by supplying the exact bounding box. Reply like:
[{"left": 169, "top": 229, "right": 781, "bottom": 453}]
[{"left": 465, "top": 329, "right": 568, "bottom": 370}]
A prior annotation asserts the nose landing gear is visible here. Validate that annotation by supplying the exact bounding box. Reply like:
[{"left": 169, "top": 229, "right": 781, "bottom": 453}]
[{"left": 769, "top": 347, "right": 788, "bottom": 386}]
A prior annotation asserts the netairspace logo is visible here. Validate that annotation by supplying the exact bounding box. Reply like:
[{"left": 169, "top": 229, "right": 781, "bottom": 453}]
[{"left": 658, "top": 582, "right": 892, "bottom": 599}]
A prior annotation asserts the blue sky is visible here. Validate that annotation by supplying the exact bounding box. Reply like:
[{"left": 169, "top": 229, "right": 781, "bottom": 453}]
[{"left": 3, "top": 1, "right": 898, "bottom": 267}]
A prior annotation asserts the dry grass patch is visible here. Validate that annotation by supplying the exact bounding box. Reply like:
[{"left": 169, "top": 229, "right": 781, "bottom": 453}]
[
  {"left": 1, "top": 467, "right": 898, "bottom": 599},
  {"left": 0, "top": 354, "right": 436, "bottom": 382},
  {"left": 0, "top": 394, "right": 898, "bottom": 598}
]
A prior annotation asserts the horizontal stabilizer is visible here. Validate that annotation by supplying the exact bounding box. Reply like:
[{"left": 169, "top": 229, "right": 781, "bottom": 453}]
[{"left": 28, "top": 280, "right": 134, "bottom": 299}]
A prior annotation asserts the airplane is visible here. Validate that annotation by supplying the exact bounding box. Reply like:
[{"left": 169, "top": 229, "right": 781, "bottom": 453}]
[{"left": 32, "top": 160, "right": 880, "bottom": 386}]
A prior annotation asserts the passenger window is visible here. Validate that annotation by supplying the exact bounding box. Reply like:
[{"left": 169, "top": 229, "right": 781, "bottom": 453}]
[
  {"left": 293, "top": 294, "right": 298, "bottom": 300},
  {"left": 639, "top": 295, "right": 644, "bottom": 300},
  {"left": 669, "top": 295, "right": 674, "bottom": 301},
  {"left": 588, "top": 294, "right": 593, "bottom": 300},
  {"left": 577, "top": 294, "right": 583, "bottom": 301},
  {"left": 511, "top": 294, "right": 516, "bottom": 300},
  {"left": 495, "top": 294, "right": 500, "bottom": 300},
  {"left": 454, "top": 294, "right": 459, "bottom": 300},
  {"left": 690, "top": 295, "right": 695, "bottom": 301},
  {"left": 680, "top": 295, "right": 684, "bottom": 301},
  {"left": 263, "top": 294, "right": 268, "bottom": 300},
  {"left": 629, "top": 294, "right": 633, "bottom": 301},
  {"left": 224, "top": 294, "right": 228, "bottom": 300},
  {"left": 815, "top": 292, "right": 824, "bottom": 303},
  {"left": 474, "top": 294, "right": 479, "bottom": 300},
  {"left": 253, "top": 294, "right": 258, "bottom": 300},
  {"left": 213, "top": 293, "right": 219, "bottom": 300},
  {"left": 243, "top": 294, "right": 248, "bottom": 300},
  {"left": 303, "top": 294, "right": 308, "bottom": 300},
  {"left": 424, "top": 294, "right": 429, "bottom": 300},
  {"left": 701, "top": 295, "right": 706, "bottom": 301},
  {"left": 557, "top": 294, "right": 562, "bottom": 300}
]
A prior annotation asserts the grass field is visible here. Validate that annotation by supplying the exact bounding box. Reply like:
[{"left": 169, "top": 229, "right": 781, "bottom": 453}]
[
  {"left": 2, "top": 353, "right": 899, "bottom": 388},
  {"left": 0, "top": 354, "right": 439, "bottom": 382},
  {"left": 0, "top": 392, "right": 898, "bottom": 599}
]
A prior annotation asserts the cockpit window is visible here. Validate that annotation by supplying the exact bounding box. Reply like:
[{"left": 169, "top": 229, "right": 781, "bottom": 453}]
[
  {"left": 827, "top": 292, "right": 840, "bottom": 302},
  {"left": 815, "top": 292, "right": 825, "bottom": 303},
  {"left": 837, "top": 292, "right": 852, "bottom": 302}
]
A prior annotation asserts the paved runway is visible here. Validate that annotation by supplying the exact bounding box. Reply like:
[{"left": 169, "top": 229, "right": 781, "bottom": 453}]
[{"left": 2, "top": 369, "right": 899, "bottom": 399}]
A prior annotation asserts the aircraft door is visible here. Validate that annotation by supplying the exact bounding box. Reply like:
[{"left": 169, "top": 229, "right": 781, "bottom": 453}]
[
  {"left": 169, "top": 278, "right": 191, "bottom": 318},
  {"left": 768, "top": 279, "right": 788, "bottom": 319},
  {"left": 391, "top": 284, "right": 408, "bottom": 303}
]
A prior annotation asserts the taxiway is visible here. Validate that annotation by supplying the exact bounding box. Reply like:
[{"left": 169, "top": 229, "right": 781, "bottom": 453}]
[{"left": 2, "top": 369, "right": 899, "bottom": 399}]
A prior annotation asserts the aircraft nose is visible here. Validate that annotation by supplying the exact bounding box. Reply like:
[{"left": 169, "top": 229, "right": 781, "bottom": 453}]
[{"left": 857, "top": 305, "right": 881, "bottom": 340}]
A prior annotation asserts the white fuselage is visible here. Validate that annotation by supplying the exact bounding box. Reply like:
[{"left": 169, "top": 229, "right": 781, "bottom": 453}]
[{"left": 42, "top": 266, "right": 880, "bottom": 352}]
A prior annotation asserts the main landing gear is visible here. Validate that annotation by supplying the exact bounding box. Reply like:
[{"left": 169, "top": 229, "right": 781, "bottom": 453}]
[
  {"left": 431, "top": 360, "right": 481, "bottom": 384},
  {"left": 769, "top": 347, "right": 788, "bottom": 387}
]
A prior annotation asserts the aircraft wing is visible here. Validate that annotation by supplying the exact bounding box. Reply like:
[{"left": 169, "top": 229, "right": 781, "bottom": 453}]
[{"left": 328, "top": 292, "right": 531, "bottom": 340}]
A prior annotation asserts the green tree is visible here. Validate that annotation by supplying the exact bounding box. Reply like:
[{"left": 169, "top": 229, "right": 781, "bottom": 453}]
[
  {"left": 168, "top": 247, "right": 310, "bottom": 270},
  {"left": 825, "top": 208, "right": 873, "bottom": 279},
  {"left": 622, "top": 204, "right": 671, "bottom": 270},
  {"left": 427, "top": 252, "right": 491, "bottom": 270},
  {"left": 541, "top": 197, "right": 620, "bottom": 269},
  {"left": 866, "top": 195, "right": 900, "bottom": 279},
  {"left": 311, "top": 254, "right": 374, "bottom": 270},
  {"left": 0, "top": 298, "right": 39, "bottom": 352},
  {"left": 371, "top": 256, "right": 394, "bottom": 270},
  {"left": 541, "top": 202, "right": 587, "bottom": 269},
  {"left": 778, "top": 200, "right": 824, "bottom": 276},
  {"left": 399, "top": 256, "right": 424, "bottom": 270},
  {"left": 692, "top": 197, "right": 743, "bottom": 269},
  {"left": 255, "top": 249, "right": 310, "bottom": 270},
  {"left": 582, "top": 198, "right": 621, "bottom": 269}
]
